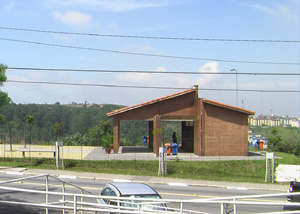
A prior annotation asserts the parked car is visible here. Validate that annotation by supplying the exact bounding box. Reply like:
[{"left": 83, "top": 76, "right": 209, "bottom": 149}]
[
  {"left": 287, "top": 181, "right": 300, "bottom": 202},
  {"left": 97, "top": 182, "right": 168, "bottom": 211}
]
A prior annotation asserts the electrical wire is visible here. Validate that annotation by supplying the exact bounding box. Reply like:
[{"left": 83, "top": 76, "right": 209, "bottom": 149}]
[
  {"left": 0, "top": 26, "right": 299, "bottom": 43},
  {"left": 1, "top": 37, "right": 299, "bottom": 65},
  {"left": 7, "top": 67, "right": 300, "bottom": 75},
  {"left": 7, "top": 80, "right": 300, "bottom": 93}
]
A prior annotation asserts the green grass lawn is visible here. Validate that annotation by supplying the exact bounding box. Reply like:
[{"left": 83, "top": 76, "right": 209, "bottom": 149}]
[{"left": 0, "top": 152, "right": 298, "bottom": 184}]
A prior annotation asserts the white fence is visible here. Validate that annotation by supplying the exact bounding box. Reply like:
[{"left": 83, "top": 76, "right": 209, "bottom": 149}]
[{"left": 0, "top": 174, "right": 299, "bottom": 214}]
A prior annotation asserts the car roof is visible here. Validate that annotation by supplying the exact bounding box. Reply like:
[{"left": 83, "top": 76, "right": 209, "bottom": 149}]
[{"left": 108, "top": 182, "right": 158, "bottom": 196}]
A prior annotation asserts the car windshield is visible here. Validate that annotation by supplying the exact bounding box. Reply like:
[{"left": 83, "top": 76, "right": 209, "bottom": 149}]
[{"left": 121, "top": 194, "right": 167, "bottom": 211}]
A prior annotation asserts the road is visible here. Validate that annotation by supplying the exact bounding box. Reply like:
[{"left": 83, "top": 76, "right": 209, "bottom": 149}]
[{"left": 0, "top": 173, "right": 294, "bottom": 214}]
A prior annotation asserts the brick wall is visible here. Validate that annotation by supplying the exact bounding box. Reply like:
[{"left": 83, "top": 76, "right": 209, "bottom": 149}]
[
  {"left": 116, "top": 92, "right": 196, "bottom": 121},
  {"left": 202, "top": 103, "right": 249, "bottom": 156}
]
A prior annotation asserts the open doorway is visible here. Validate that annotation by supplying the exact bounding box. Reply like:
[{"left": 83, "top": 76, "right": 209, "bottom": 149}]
[
  {"left": 181, "top": 121, "right": 194, "bottom": 153},
  {"left": 119, "top": 120, "right": 150, "bottom": 153},
  {"left": 118, "top": 120, "right": 194, "bottom": 153}
]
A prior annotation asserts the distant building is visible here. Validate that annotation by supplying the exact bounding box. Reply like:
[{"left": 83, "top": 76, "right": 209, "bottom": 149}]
[{"left": 249, "top": 115, "right": 300, "bottom": 128}]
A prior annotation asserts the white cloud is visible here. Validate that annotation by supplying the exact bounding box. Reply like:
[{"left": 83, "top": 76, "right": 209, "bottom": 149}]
[
  {"left": 275, "top": 4, "right": 289, "bottom": 14},
  {"left": 195, "top": 61, "right": 221, "bottom": 86},
  {"left": 47, "top": 0, "right": 168, "bottom": 12},
  {"left": 4, "top": 2, "right": 15, "bottom": 11},
  {"left": 242, "top": 2, "right": 299, "bottom": 25},
  {"left": 54, "top": 34, "right": 71, "bottom": 42},
  {"left": 52, "top": 11, "right": 92, "bottom": 28},
  {"left": 7, "top": 74, "right": 27, "bottom": 81},
  {"left": 199, "top": 61, "right": 220, "bottom": 73},
  {"left": 117, "top": 66, "right": 173, "bottom": 86},
  {"left": 117, "top": 62, "right": 222, "bottom": 88},
  {"left": 27, "top": 71, "right": 48, "bottom": 81},
  {"left": 8, "top": 71, "right": 69, "bottom": 83},
  {"left": 144, "top": 45, "right": 152, "bottom": 51},
  {"left": 124, "top": 43, "right": 155, "bottom": 53},
  {"left": 156, "top": 66, "right": 166, "bottom": 72},
  {"left": 241, "top": 2, "right": 294, "bottom": 18},
  {"left": 81, "top": 79, "right": 94, "bottom": 84},
  {"left": 117, "top": 71, "right": 152, "bottom": 82},
  {"left": 107, "top": 22, "right": 119, "bottom": 31},
  {"left": 93, "top": 0, "right": 161, "bottom": 12},
  {"left": 249, "top": 4, "right": 277, "bottom": 15}
]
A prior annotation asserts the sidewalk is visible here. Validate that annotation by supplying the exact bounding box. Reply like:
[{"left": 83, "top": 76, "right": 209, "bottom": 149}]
[{"left": 0, "top": 166, "right": 289, "bottom": 192}]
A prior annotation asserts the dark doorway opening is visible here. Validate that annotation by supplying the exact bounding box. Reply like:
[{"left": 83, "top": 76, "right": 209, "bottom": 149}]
[{"left": 181, "top": 121, "right": 194, "bottom": 153}]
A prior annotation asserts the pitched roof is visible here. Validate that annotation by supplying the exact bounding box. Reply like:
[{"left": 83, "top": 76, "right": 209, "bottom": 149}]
[
  {"left": 107, "top": 86, "right": 197, "bottom": 117},
  {"left": 202, "top": 98, "right": 255, "bottom": 115}
]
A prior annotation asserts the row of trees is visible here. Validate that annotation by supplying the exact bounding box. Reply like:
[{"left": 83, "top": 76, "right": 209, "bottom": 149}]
[
  {"left": 0, "top": 101, "right": 180, "bottom": 148},
  {"left": 0, "top": 103, "right": 120, "bottom": 144},
  {"left": 0, "top": 116, "right": 115, "bottom": 152},
  {"left": 0, "top": 113, "right": 65, "bottom": 151}
]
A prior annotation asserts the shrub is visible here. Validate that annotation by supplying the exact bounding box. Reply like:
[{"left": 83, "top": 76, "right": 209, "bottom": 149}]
[
  {"left": 293, "top": 142, "right": 300, "bottom": 157},
  {"left": 275, "top": 141, "right": 294, "bottom": 154}
]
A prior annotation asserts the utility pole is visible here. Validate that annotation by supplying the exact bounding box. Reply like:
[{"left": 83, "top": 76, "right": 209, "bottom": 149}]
[{"left": 230, "top": 68, "right": 238, "bottom": 107}]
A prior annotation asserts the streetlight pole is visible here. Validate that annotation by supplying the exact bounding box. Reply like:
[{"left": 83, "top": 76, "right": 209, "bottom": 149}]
[{"left": 230, "top": 68, "right": 238, "bottom": 107}]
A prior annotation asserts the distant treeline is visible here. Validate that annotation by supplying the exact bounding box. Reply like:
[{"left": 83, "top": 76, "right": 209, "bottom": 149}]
[{"left": 0, "top": 103, "right": 180, "bottom": 146}]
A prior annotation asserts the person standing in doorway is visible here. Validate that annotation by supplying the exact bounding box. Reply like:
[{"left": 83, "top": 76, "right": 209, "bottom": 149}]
[{"left": 172, "top": 132, "right": 177, "bottom": 143}]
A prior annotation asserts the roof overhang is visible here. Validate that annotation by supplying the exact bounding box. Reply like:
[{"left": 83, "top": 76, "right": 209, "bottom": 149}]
[{"left": 202, "top": 98, "right": 255, "bottom": 115}]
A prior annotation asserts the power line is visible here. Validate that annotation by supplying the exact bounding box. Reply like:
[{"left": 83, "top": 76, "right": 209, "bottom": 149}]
[
  {"left": 7, "top": 80, "right": 300, "bottom": 93},
  {"left": 0, "top": 26, "right": 299, "bottom": 43},
  {"left": 7, "top": 67, "right": 300, "bottom": 76},
  {"left": 7, "top": 80, "right": 186, "bottom": 90},
  {"left": 1, "top": 37, "right": 299, "bottom": 65}
]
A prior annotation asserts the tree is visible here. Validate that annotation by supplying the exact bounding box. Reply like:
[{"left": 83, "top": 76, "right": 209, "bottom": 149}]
[
  {"left": 54, "top": 122, "right": 65, "bottom": 141},
  {"left": 101, "top": 133, "right": 113, "bottom": 149},
  {"left": 268, "top": 127, "right": 283, "bottom": 151},
  {"left": 24, "top": 115, "right": 34, "bottom": 148},
  {"left": 0, "top": 114, "right": 5, "bottom": 123},
  {"left": 0, "top": 114, "right": 5, "bottom": 145},
  {"left": 89, "top": 120, "right": 113, "bottom": 146},
  {"left": 0, "top": 64, "right": 10, "bottom": 107},
  {"left": 7, "top": 121, "right": 19, "bottom": 151},
  {"left": 63, "top": 133, "right": 89, "bottom": 146}
]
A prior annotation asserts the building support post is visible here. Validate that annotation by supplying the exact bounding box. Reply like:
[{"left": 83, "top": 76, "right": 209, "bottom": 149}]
[
  {"left": 194, "top": 99, "right": 201, "bottom": 156},
  {"left": 113, "top": 116, "right": 120, "bottom": 153}
]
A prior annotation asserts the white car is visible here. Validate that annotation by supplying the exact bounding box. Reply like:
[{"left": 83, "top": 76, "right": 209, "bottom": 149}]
[{"left": 97, "top": 182, "right": 167, "bottom": 211}]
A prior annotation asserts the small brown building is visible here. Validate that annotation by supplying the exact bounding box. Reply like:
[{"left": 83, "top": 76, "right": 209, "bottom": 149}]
[{"left": 107, "top": 86, "right": 255, "bottom": 156}]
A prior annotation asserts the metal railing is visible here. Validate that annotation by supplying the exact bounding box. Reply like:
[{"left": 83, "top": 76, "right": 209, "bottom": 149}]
[{"left": 0, "top": 174, "right": 299, "bottom": 214}]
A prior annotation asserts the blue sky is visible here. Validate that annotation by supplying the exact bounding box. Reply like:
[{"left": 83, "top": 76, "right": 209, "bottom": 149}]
[{"left": 0, "top": 0, "right": 299, "bottom": 117}]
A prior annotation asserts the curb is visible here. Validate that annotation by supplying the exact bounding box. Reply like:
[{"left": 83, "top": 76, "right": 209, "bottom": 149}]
[
  {"left": 58, "top": 175, "right": 77, "bottom": 179},
  {"left": 6, "top": 171, "right": 24, "bottom": 176},
  {"left": 0, "top": 169, "right": 289, "bottom": 192}
]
